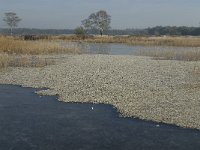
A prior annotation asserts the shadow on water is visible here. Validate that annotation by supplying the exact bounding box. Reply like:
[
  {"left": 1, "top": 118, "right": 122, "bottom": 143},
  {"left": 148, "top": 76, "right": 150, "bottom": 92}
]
[{"left": 0, "top": 84, "right": 200, "bottom": 150}]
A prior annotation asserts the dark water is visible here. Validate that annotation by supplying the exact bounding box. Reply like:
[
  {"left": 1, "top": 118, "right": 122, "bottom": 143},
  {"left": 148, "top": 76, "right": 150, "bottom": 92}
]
[{"left": 0, "top": 84, "right": 200, "bottom": 150}]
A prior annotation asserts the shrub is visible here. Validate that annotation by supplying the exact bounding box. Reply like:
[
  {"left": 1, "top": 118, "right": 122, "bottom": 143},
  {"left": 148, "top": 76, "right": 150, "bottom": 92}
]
[{"left": 74, "top": 27, "right": 86, "bottom": 39}]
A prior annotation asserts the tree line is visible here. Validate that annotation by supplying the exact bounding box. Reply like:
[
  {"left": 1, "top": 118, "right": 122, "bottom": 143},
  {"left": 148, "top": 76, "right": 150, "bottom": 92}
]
[
  {"left": 2, "top": 26, "right": 200, "bottom": 36},
  {"left": 146, "top": 26, "right": 200, "bottom": 36},
  {"left": 2, "top": 11, "right": 200, "bottom": 36}
]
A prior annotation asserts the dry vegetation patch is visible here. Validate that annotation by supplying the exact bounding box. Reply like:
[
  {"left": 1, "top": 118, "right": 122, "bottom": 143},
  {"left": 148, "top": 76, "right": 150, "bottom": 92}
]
[
  {"left": 51, "top": 35, "right": 200, "bottom": 47},
  {"left": 0, "top": 54, "right": 10, "bottom": 69},
  {"left": 0, "top": 36, "right": 80, "bottom": 69},
  {"left": 0, "top": 54, "right": 56, "bottom": 69},
  {"left": 134, "top": 47, "right": 200, "bottom": 61},
  {"left": 0, "top": 36, "right": 79, "bottom": 55}
]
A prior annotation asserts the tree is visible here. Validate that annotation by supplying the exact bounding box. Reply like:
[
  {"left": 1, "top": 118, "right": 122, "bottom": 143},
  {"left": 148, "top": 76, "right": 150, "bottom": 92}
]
[
  {"left": 82, "top": 10, "right": 111, "bottom": 36},
  {"left": 74, "top": 26, "right": 86, "bottom": 39},
  {"left": 3, "top": 12, "right": 22, "bottom": 36}
]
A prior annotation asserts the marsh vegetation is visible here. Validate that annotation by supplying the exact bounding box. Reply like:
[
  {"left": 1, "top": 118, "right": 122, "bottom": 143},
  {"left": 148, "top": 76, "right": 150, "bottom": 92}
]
[
  {"left": 71, "top": 35, "right": 200, "bottom": 47},
  {"left": 0, "top": 36, "right": 80, "bottom": 69},
  {"left": 48, "top": 35, "right": 200, "bottom": 61},
  {"left": 1, "top": 34, "right": 200, "bottom": 129},
  {"left": 1, "top": 35, "right": 200, "bottom": 69}
]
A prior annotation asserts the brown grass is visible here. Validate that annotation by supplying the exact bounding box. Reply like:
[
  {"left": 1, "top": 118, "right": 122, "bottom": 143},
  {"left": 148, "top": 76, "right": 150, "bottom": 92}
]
[
  {"left": 134, "top": 47, "right": 200, "bottom": 61},
  {"left": 1, "top": 35, "right": 200, "bottom": 68},
  {"left": 0, "top": 36, "right": 80, "bottom": 55},
  {"left": 50, "top": 35, "right": 200, "bottom": 47},
  {"left": 66, "top": 35, "right": 200, "bottom": 61},
  {"left": 0, "top": 54, "right": 10, "bottom": 69},
  {"left": 125, "top": 36, "right": 200, "bottom": 47},
  {"left": 0, "top": 54, "right": 55, "bottom": 69},
  {"left": 0, "top": 36, "right": 80, "bottom": 69}
]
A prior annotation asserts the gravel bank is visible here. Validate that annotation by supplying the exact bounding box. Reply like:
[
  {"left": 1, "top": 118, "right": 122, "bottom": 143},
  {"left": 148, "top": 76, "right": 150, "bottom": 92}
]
[{"left": 0, "top": 54, "right": 200, "bottom": 129}]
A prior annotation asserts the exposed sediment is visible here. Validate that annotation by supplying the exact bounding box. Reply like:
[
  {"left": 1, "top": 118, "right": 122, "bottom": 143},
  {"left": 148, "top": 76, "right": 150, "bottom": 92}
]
[{"left": 0, "top": 54, "right": 200, "bottom": 129}]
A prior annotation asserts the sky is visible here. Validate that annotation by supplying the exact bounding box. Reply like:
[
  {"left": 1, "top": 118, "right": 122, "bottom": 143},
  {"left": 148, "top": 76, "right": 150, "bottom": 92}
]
[{"left": 0, "top": 0, "right": 200, "bottom": 29}]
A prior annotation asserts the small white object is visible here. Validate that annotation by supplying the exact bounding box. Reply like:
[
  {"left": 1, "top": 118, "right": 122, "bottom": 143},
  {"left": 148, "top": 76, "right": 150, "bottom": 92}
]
[
  {"left": 91, "top": 107, "right": 94, "bottom": 110},
  {"left": 156, "top": 124, "right": 160, "bottom": 127}
]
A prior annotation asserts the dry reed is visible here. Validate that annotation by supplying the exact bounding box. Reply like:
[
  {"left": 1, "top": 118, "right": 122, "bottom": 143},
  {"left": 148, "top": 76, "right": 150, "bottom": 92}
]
[
  {"left": 0, "top": 54, "right": 10, "bottom": 69},
  {"left": 0, "top": 36, "right": 80, "bottom": 55},
  {"left": 0, "top": 36, "right": 80, "bottom": 69},
  {"left": 0, "top": 54, "right": 55, "bottom": 69},
  {"left": 50, "top": 35, "right": 200, "bottom": 47},
  {"left": 134, "top": 47, "right": 200, "bottom": 61}
]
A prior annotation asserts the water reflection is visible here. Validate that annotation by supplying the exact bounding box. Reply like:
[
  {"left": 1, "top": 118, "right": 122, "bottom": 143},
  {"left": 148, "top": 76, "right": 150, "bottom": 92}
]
[
  {"left": 60, "top": 41, "right": 200, "bottom": 56},
  {"left": 76, "top": 42, "right": 143, "bottom": 55},
  {"left": 77, "top": 42, "right": 111, "bottom": 54}
]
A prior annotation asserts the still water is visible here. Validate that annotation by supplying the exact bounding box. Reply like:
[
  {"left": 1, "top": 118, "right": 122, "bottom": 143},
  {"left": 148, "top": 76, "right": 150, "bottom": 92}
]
[
  {"left": 0, "top": 84, "right": 200, "bottom": 150},
  {"left": 62, "top": 42, "right": 200, "bottom": 55},
  {"left": 77, "top": 42, "right": 141, "bottom": 55}
]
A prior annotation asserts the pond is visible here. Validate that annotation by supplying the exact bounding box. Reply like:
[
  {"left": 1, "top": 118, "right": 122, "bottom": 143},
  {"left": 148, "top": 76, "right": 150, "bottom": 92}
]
[
  {"left": 76, "top": 42, "right": 141, "bottom": 55},
  {"left": 61, "top": 42, "right": 200, "bottom": 55},
  {"left": 0, "top": 84, "right": 200, "bottom": 150}
]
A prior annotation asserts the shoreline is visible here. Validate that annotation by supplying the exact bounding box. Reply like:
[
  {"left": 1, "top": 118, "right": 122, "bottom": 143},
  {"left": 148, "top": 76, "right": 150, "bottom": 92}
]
[
  {"left": 1, "top": 84, "right": 200, "bottom": 149},
  {"left": 0, "top": 54, "right": 200, "bottom": 129}
]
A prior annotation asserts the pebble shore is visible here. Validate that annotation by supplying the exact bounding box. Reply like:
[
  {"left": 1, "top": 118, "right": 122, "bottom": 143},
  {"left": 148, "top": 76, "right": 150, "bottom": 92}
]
[{"left": 0, "top": 54, "right": 200, "bottom": 129}]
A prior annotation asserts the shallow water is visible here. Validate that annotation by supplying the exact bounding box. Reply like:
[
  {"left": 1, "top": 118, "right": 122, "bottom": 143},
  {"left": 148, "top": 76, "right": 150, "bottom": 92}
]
[
  {"left": 77, "top": 42, "right": 141, "bottom": 55},
  {"left": 0, "top": 84, "right": 200, "bottom": 150},
  {"left": 62, "top": 42, "right": 200, "bottom": 55}
]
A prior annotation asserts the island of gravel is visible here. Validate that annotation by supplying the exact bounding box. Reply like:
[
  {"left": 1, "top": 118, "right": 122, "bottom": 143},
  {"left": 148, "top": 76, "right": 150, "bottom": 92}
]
[{"left": 0, "top": 54, "right": 200, "bottom": 129}]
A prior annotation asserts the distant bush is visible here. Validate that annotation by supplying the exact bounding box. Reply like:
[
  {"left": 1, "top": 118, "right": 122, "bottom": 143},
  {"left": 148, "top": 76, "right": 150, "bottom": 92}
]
[{"left": 74, "top": 27, "right": 86, "bottom": 39}]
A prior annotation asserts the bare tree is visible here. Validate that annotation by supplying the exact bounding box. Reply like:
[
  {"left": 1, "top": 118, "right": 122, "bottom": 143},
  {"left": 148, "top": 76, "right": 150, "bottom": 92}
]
[
  {"left": 3, "top": 12, "right": 22, "bottom": 36},
  {"left": 82, "top": 10, "right": 111, "bottom": 36}
]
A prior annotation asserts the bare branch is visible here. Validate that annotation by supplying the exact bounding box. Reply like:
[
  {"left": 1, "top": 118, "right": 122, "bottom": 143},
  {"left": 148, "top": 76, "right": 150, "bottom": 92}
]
[
  {"left": 3, "top": 12, "right": 22, "bottom": 35},
  {"left": 82, "top": 10, "right": 111, "bottom": 35}
]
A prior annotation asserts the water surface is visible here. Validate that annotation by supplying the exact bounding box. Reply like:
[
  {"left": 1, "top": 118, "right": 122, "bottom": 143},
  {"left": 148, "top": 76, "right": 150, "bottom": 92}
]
[
  {"left": 0, "top": 84, "right": 200, "bottom": 150},
  {"left": 77, "top": 42, "right": 141, "bottom": 55}
]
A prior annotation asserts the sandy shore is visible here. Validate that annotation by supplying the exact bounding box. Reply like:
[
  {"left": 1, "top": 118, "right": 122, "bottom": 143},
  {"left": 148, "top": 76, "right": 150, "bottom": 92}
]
[{"left": 0, "top": 54, "right": 200, "bottom": 129}]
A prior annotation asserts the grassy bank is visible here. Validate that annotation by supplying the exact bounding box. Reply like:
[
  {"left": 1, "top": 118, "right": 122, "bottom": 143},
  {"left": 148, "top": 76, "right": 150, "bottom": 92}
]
[
  {"left": 0, "top": 36, "right": 80, "bottom": 69},
  {"left": 0, "top": 36, "right": 79, "bottom": 55},
  {"left": 2, "top": 35, "right": 200, "bottom": 68},
  {"left": 134, "top": 47, "right": 200, "bottom": 61},
  {"left": 0, "top": 54, "right": 56, "bottom": 69},
  {"left": 60, "top": 35, "right": 200, "bottom": 61},
  {"left": 50, "top": 35, "right": 200, "bottom": 47}
]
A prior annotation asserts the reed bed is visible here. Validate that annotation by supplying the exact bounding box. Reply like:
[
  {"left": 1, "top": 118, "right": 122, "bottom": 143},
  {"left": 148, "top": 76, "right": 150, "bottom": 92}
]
[
  {"left": 134, "top": 47, "right": 200, "bottom": 61},
  {"left": 0, "top": 54, "right": 10, "bottom": 69},
  {"left": 0, "top": 53, "right": 55, "bottom": 69},
  {"left": 50, "top": 35, "right": 200, "bottom": 47},
  {"left": 0, "top": 36, "right": 80, "bottom": 69},
  {"left": 0, "top": 36, "right": 80, "bottom": 55},
  {"left": 126, "top": 36, "right": 200, "bottom": 47}
]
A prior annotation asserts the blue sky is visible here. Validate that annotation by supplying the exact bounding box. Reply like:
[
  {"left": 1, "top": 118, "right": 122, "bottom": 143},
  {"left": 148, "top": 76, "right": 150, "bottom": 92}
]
[{"left": 0, "top": 0, "right": 200, "bottom": 29}]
